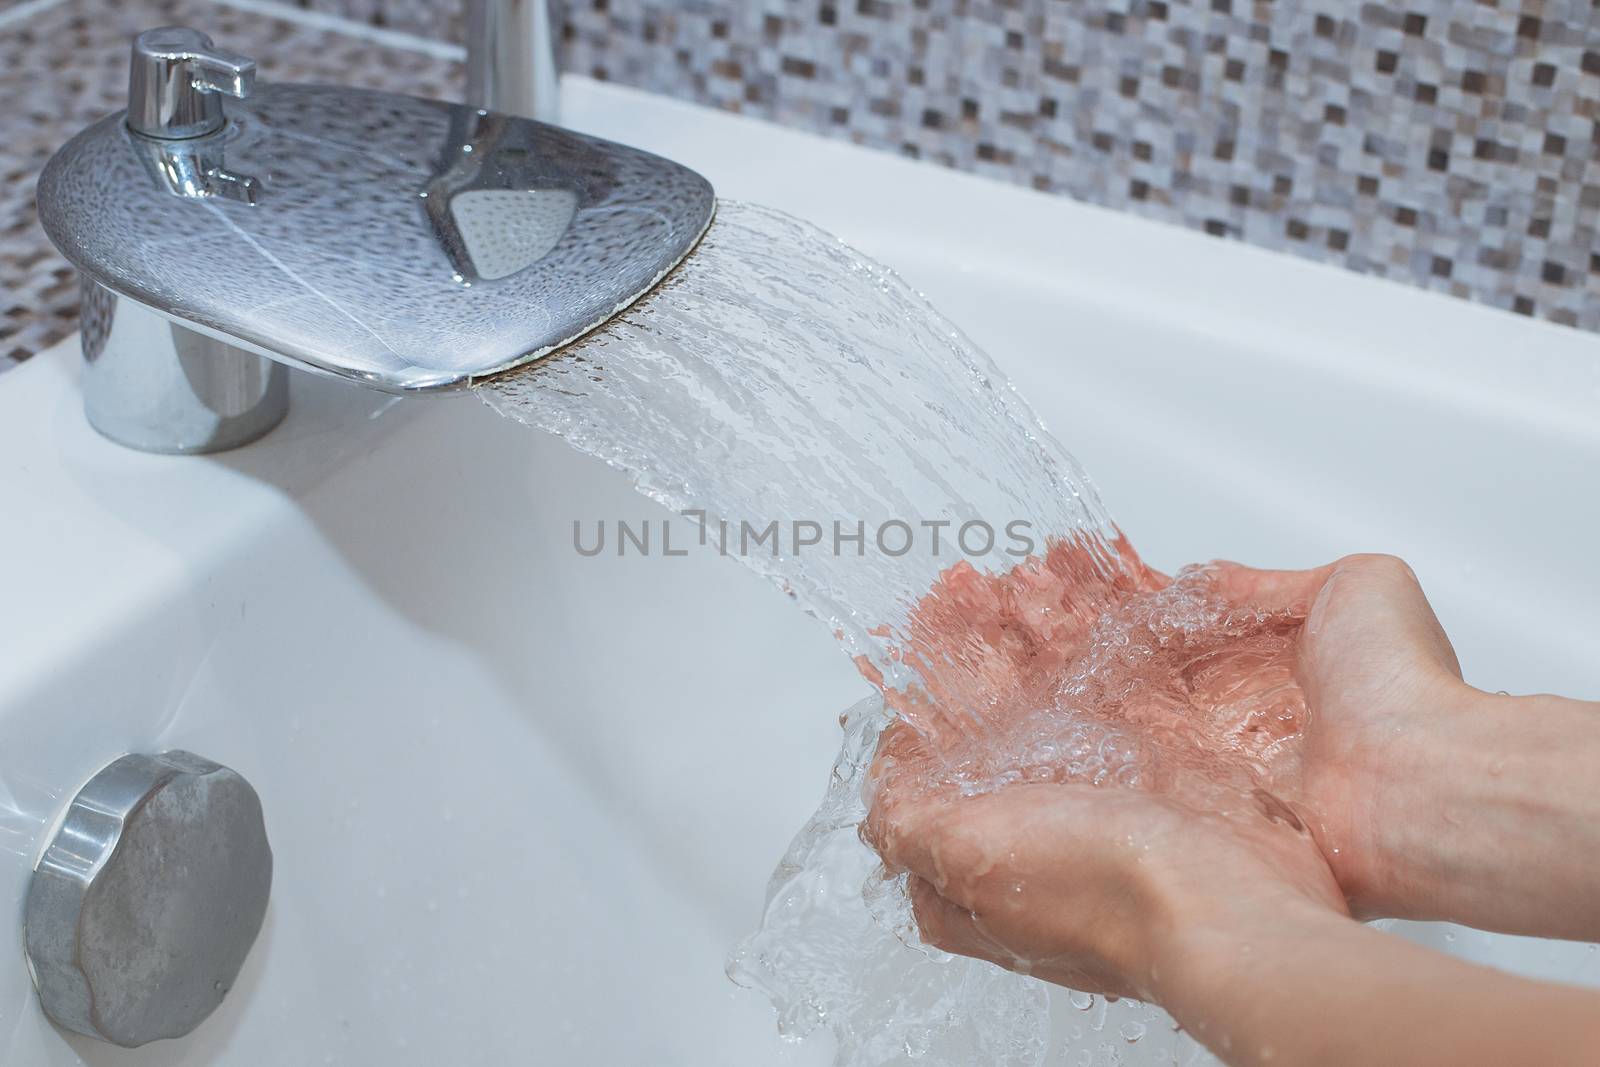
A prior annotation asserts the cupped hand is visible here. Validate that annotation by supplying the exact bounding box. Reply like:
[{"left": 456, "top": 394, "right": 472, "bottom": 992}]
[
  {"left": 862, "top": 550, "right": 1470, "bottom": 996},
  {"left": 863, "top": 721, "right": 1347, "bottom": 1000},
  {"left": 1207, "top": 553, "right": 1468, "bottom": 917}
]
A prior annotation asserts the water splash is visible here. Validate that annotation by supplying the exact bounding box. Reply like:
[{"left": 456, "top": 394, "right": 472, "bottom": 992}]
[
  {"left": 724, "top": 564, "right": 1303, "bottom": 1065},
  {"left": 478, "top": 201, "right": 1133, "bottom": 689},
  {"left": 885, "top": 562, "right": 1309, "bottom": 807},
  {"left": 477, "top": 201, "right": 1298, "bottom": 1065}
]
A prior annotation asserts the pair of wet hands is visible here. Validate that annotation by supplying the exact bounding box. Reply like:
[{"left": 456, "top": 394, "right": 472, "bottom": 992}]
[{"left": 861, "top": 550, "right": 1462, "bottom": 1000}]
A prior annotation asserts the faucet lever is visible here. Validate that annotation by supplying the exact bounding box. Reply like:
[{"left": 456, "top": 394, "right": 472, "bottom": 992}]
[
  {"left": 127, "top": 27, "right": 257, "bottom": 139},
  {"left": 188, "top": 45, "right": 256, "bottom": 100}
]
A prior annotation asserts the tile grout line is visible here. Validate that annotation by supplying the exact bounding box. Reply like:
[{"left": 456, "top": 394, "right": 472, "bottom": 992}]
[
  {"left": 201, "top": 0, "right": 465, "bottom": 61},
  {"left": 0, "top": 0, "right": 68, "bottom": 32}
]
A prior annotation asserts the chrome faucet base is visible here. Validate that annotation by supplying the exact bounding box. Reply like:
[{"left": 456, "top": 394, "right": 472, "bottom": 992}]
[
  {"left": 72, "top": 29, "right": 285, "bottom": 455},
  {"left": 81, "top": 282, "right": 288, "bottom": 454}
]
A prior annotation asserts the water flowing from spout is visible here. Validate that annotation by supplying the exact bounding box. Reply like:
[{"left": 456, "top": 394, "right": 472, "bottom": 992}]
[{"left": 479, "top": 202, "right": 1136, "bottom": 698}]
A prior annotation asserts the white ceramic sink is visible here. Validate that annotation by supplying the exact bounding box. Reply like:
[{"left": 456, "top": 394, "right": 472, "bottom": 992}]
[{"left": 1, "top": 77, "right": 1597, "bottom": 1064}]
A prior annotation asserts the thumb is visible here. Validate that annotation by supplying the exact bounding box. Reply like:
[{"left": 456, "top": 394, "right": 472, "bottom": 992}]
[{"left": 1206, "top": 560, "right": 1337, "bottom": 616}]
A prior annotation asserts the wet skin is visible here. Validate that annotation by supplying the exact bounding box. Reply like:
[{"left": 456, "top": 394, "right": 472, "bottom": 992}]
[{"left": 864, "top": 553, "right": 1600, "bottom": 1066}]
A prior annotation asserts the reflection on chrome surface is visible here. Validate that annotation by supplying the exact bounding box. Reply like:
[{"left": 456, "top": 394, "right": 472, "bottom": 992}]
[{"left": 424, "top": 110, "right": 583, "bottom": 285}]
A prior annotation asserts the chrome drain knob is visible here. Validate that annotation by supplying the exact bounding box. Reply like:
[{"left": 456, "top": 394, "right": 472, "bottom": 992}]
[{"left": 24, "top": 751, "right": 272, "bottom": 1048}]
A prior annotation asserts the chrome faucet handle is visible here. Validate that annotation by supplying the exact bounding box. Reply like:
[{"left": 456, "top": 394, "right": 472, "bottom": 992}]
[{"left": 127, "top": 26, "right": 257, "bottom": 139}]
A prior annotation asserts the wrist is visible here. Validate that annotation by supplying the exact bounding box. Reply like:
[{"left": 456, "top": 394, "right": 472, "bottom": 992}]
[
  {"left": 1328, "top": 678, "right": 1499, "bottom": 918},
  {"left": 1341, "top": 686, "right": 1600, "bottom": 931},
  {"left": 1147, "top": 888, "right": 1345, "bottom": 1021},
  {"left": 1134, "top": 842, "right": 1344, "bottom": 1004}
]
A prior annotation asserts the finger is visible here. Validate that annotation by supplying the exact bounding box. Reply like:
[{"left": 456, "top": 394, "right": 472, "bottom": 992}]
[
  {"left": 864, "top": 795, "right": 944, "bottom": 879},
  {"left": 908, "top": 876, "right": 1011, "bottom": 967},
  {"left": 911, "top": 878, "right": 1136, "bottom": 996},
  {"left": 870, "top": 718, "right": 932, "bottom": 774},
  {"left": 862, "top": 720, "right": 936, "bottom": 854},
  {"left": 1207, "top": 559, "right": 1337, "bottom": 615},
  {"left": 1110, "top": 526, "right": 1171, "bottom": 589}
]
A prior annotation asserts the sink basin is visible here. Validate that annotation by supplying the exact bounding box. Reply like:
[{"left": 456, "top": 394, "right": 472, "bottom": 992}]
[{"left": 1, "top": 76, "right": 1597, "bottom": 1063}]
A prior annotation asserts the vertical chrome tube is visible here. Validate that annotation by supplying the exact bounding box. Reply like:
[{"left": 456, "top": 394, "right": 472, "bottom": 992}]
[
  {"left": 76, "top": 31, "right": 287, "bottom": 455},
  {"left": 80, "top": 282, "right": 288, "bottom": 454},
  {"left": 465, "top": 0, "right": 562, "bottom": 123}
]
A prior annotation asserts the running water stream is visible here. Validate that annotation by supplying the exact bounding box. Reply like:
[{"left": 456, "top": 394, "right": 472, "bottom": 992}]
[{"left": 477, "top": 201, "right": 1311, "bottom": 1066}]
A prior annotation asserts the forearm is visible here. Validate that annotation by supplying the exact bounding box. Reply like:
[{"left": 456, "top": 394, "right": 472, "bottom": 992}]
[
  {"left": 1362, "top": 690, "right": 1600, "bottom": 938},
  {"left": 1154, "top": 902, "right": 1600, "bottom": 1067}
]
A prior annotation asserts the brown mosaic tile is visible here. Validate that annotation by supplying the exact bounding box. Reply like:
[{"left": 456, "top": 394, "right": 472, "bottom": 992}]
[{"left": 0, "top": 0, "right": 460, "bottom": 369}]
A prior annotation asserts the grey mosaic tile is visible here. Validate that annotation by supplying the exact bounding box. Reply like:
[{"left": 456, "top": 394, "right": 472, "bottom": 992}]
[
  {"left": 554, "top": 0, "right": 1600, "bottom": 331},
  {"left": 0, "top": 0, "right": 460, "bottom": 366}
]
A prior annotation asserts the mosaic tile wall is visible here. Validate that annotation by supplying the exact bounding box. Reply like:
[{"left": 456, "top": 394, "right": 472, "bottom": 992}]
[
  {"left": 3, "top": 0, "right": 1596, "bottom": 370},
  {"left": 283, "top": 0, "right": 1600, "bottom": 333},
  {"left": 587, "top": 0, "right": 1600, "bottom": 330}
]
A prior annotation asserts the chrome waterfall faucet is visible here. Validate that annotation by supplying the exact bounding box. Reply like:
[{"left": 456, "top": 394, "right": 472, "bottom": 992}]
[{"left": 35, "top": 8, "right": 712, "bottom": 454}]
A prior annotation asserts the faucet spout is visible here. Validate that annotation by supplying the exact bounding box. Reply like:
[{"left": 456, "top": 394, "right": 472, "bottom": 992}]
[{"left": 37, "top": 23, "right": 714, "bottom": 454}]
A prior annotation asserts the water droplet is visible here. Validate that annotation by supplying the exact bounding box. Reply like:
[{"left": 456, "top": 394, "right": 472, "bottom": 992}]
[
  {"left": 1069, "top": 990, "right": 1095, "bottom": 1011},
  {"left": 1120, "top": 1021, "right": 1146, "bottom": 1043}
]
